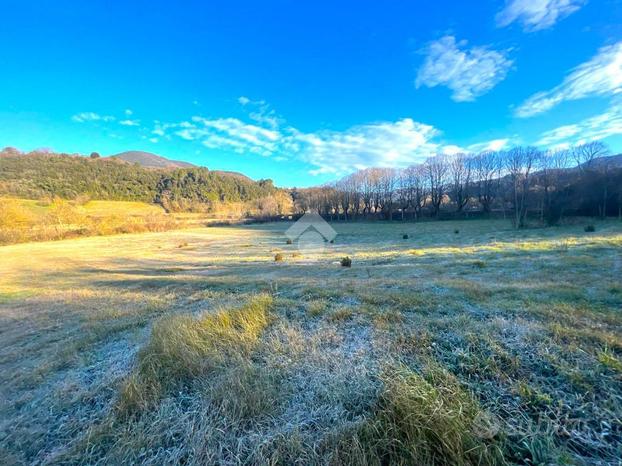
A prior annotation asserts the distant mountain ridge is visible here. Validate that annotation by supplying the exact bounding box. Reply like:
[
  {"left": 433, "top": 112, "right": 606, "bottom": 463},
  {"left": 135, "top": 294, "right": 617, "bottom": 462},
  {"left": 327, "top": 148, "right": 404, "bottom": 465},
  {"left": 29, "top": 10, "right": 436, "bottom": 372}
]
[
  {"left": 108, "top": 151, "right": 196, "bottom": 169},
  {"left": 584, "top": 153, "right": 622, "bottom": 170},
  {"left": 108, "top": 151, "right": 255, "bottom": 181}
]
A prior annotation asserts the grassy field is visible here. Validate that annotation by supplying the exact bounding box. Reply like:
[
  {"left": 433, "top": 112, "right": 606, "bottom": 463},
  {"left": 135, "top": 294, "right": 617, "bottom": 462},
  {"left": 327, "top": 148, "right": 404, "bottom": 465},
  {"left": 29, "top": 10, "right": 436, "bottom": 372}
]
[
  {"left": 0, "top": 219, "right": 621, "bottom": 465},
  {"left": 0, "top": 198, "right": 220, "bottom": 244}
]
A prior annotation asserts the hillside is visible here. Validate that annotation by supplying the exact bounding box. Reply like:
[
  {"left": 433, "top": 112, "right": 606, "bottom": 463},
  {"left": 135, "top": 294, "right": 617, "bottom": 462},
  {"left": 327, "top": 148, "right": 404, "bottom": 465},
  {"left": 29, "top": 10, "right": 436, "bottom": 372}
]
[
  {"left": 585, "top": 153, "right": 622, "bottom": 169},
  {"left": 108, "top": 151, "right": 196, "bottom": 169},
  {"left": 212, "top": 170, "right": 254, "bottom": 182},
  {"left": 0, "top": 149, "right": 278, "bottom": 209}
]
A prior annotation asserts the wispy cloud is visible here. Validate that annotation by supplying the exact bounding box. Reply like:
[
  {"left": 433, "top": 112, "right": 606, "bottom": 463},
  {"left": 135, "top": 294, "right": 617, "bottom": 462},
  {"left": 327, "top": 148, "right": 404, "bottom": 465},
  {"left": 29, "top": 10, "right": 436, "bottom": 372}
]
[
  {"left": 119, "top": 119, "right": 140, "bottom": 126},
  {"left": 496, "top": 0, "right": 585, "bottom": 32},
  {"left": 72, "top": 109, "right": 139, "bottom": 126},
  {"left": 154, "top": 95, "right": 526, "bottom": 176},
  {"left": 516, "top": 41, "right": 622, "bottom": 117},
  {"left": 174, "top": 116, "right": 281, "bottom": 156},
  {"left": 71, "top": 112, "right": 115, "bottom": 123},
  {"left": 237, "top": 96, "right": 282, "bottom": 129},
  {"left": 467, "top": 138, "right": 513, "bottom": 152},
  {"left": 158, "top": 110, "right": 465, "bottom": 175},
  {"left": 537, "top": 100, "right": 622, "bottom": 146},
  {"left": 285, "top": 119, "right": 456, "bottom": 176},
  {"left": 415, "top": 35, "right": 513, "bottom": 102}
]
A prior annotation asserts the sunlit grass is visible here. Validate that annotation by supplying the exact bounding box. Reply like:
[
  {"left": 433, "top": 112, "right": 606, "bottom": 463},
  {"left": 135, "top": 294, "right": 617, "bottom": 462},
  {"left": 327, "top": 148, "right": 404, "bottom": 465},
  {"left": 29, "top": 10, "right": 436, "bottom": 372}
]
[
  {"left": 1, "top": 219, "right": 621, "bottom": 464},
  {"left": 118, "top": 294, "right": 274, "bottom": 413}
]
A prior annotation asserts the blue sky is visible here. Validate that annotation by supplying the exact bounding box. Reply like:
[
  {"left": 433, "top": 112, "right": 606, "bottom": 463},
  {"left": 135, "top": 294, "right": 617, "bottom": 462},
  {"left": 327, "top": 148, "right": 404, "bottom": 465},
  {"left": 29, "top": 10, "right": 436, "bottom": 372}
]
[{"left": 1, "top": 0, "right": 621, "bottom": 186}]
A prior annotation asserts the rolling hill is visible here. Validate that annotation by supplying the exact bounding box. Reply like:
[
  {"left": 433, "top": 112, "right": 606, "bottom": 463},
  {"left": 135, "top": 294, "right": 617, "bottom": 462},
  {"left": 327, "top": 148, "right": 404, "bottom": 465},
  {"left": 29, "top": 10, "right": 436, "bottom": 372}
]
[
  {"left": 109, "top": 151, "right": 254, "bottom": 181},
  {"left": 108, "top": 151, "right": 196, "bottom": 169}
]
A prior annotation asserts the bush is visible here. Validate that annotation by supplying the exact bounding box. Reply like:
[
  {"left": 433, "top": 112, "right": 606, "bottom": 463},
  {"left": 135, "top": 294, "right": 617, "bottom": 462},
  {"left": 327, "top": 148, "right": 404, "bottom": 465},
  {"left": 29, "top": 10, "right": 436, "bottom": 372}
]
[
  {"left": 403, "top": 234, "right": 409, "bottom": 239},
  {"left": 340, "top": 256, "right": 352, "bottom": 267},
  {"left": 274, "top": 253, "right": 284, "bottom": 262},
  {"left": 286, "top": 238, "right": 293, "bottom": 245},
  {"left": 454, "top": 229, "right": 460, "bottom": 234},
  {"left": 584, "top": 225, "right": 595, "bottom": 232}
]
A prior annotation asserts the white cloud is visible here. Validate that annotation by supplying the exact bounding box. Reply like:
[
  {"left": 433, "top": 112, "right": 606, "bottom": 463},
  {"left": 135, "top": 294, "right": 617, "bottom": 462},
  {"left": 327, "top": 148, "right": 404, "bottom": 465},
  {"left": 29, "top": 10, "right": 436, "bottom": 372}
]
[
  {"left": 537, "top": 101, "right": 622, "bottom": 146},
  {"left": 119, "top": 119, "right": 140, "bottom": 126},
  {"left": 164, "top": 113, "right": 459, "bottom": 175},
  {"left": 516, "top": 42, "right": 622, "bottom": 117},
  {"left": 71, "top": 112, "right": 115, "bottom": 123},
  {"left": 496, "top": 0, "right": 585, "bottom": 32},
  {"left": 237, "top": 97, "right": 282, "bottom": 129},
  {"left": 415, "top": 36, "right": 513, "bottom": 102},
  {"left": 283, "top": 119, "right": 451, "bottom": 176},
  {"left": 173, "top": 116, "right": 281, "bottom": 156},
  {"left": 161, "top": 100, "right": 520, "bottom": 177},
  {"left": 467, "top": 138, "right": 512, "bottom": 152}
]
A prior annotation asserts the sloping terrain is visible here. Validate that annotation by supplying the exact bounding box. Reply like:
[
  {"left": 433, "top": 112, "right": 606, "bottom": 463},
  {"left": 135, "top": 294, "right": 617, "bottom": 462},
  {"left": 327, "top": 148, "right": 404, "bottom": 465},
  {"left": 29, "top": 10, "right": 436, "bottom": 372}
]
[{"left": 109, "top": 151, "right": 196, "bottom": 169}]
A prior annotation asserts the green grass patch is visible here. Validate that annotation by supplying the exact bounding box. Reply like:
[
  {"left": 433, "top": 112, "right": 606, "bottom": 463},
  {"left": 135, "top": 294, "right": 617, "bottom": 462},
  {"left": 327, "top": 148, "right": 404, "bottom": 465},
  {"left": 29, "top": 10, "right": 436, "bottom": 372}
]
[
  {"left": 118, "top": 294, "right": 274, "bottom": 414},
  {"left": 597, "top": 348, "right": 622, "bottom": 373},
  {"left": 357, "top": 365, "right": 504, "bottom": 465},
  {"left": 328, "top": 306, "right": 354, "bottom": 322}
]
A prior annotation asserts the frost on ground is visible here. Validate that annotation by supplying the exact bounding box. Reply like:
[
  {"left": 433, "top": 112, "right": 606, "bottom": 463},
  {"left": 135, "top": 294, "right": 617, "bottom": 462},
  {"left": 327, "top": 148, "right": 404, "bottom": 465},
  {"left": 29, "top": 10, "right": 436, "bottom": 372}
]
[{"left": 0, "top": 220, "right": 621, "bottom": 465}]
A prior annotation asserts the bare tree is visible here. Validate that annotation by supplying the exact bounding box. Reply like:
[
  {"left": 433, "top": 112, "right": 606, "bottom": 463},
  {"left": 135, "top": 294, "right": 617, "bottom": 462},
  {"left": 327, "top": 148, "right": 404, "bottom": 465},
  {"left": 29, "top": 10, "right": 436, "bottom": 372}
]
[
  {"left": 572, "top": 141, "right": 608, "bottom": 171},
  {"left": 504, "top": 147, "right": 539, "bottom": 228},
  {"left": 448, "top": 153, "right": 472, "bottom": 213},
  {"left": 379, "top": 168, "right": 397, "bottom": 219},
  {"left": 571, "top": 141, "right": 611, "bottom": 217},
  {"left": 473, "top": 151, "right": 501, "bottom": 215},
  {"left": 396, "top": 168, "right": 410, "bottom": 220},
  {"left": 423, "top": 155, "right": 448, "bottom": 218},
  {"left": 360, "top": 169, "right": 375, "bottom": 217}
]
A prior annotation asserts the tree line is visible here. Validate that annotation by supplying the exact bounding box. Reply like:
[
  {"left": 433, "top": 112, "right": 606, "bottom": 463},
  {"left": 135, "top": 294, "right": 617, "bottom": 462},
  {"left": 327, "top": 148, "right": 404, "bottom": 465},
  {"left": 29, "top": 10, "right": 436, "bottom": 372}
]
[{"left": 291, "top": 142, "right": 622, "bottom": 228}]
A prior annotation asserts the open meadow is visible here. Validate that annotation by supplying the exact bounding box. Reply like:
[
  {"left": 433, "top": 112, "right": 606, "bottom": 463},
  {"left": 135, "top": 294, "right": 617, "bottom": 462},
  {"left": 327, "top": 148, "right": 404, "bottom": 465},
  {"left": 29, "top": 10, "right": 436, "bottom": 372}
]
[{"left": 1, "top": 220, "right": 621, "bottom": 465}]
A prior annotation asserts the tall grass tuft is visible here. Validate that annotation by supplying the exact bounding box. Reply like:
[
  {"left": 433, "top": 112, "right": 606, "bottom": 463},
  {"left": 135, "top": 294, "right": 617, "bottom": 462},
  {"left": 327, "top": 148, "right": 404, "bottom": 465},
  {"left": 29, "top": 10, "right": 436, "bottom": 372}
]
[
  {"left": 118, "top": 294, "right": 274, "bottom": 414},
  {"left": 357, "top": 365, "right": 504, "bottom": 466}
]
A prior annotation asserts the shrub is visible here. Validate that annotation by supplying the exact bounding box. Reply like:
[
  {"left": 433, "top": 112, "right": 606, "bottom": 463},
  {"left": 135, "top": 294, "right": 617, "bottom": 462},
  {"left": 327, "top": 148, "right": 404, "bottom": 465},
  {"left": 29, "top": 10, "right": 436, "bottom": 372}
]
[
  {"left": 584, "top": 225, "right": 595, "bottom": 232},
  {"left": 340, "top": 256, "right": 352, "bottom": 267},
  {"left": 286, "top": 238, "right": 293, "bottom": 245},
  {"left": 454, "top": 229, "right": 460, "bottom": 234},
  {"left": 473, "top": 260, "right": 486, "bottom": 269},
  {"left": 403, "top": 234, "right": 409, "bottom": 239},
  {"left": 274, "top": 253, "right": 284, "bottom": 262}
]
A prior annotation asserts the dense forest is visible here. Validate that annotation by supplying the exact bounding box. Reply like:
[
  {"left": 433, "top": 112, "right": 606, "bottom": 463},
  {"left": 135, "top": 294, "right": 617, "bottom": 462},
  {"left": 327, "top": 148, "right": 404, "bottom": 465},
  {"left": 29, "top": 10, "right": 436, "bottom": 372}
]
[
  {"left": 292, "top": 142, "right": 622, "bottom": 227},
  {"left": 0, "top": 148, "right": 279, "bottom": 211}
]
